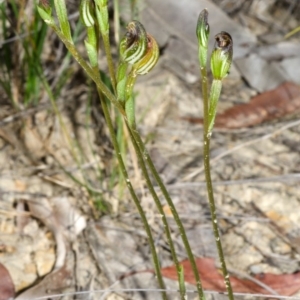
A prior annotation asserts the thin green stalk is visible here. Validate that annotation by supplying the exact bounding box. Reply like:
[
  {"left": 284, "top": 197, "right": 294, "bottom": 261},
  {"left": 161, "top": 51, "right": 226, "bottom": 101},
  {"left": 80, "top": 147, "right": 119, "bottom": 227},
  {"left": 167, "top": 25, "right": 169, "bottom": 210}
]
[
  {"left": 201, "top": 65, "right": 234, "bottom": 300},
  {"left": 94, "top": 1, "right": 117, "bottom": 92},
  {"left": 202, "top": 79, "right": 233, "bottom": 300},
  {"left": 98, "top": 89, "right": 167, "bottom": 300},
  {"left": 203, "top": 127, "right": 234, "bottom": 300},
  {"left": 197, "top": 10, "right": 234, "bottom": 299},
  {"left": 126, "top": 122, "right": 186, "bottom": 300},
  {"left": 115, "top": 113, "right": 127, "bottom": 197},
  {"left": 127, "top": 125, "right": 205, "bottom": 300},
  {"left": 102, "top": 33, "right": 117, "bottom": 92},
  {"left": 200, "top": 67, "right": 209, "bottom": 135}
]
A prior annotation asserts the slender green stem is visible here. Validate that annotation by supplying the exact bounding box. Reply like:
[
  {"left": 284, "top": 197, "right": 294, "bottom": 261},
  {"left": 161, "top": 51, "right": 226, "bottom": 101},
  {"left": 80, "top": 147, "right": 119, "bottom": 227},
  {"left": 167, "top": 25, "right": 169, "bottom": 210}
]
[
  {"left": 94, "top": 1, "right": 117, "bottom": 92},
  {"left": 128, "top": 125, "right": 205, "bottom": 300},
  {"left": 98, "top": 89, "right": 167, "bottom": 300},
  {"left": 102, "top": 33, "right": 117, "bottom": 93},
  {"left": 200, "top": 67, "right": 209, "bottom": 134},
  {"left": 201, "top": 63, "right": 234, "bottom": 300},
  {"left": 203, "top": 131, "right": 234, "bottom": 299},
  {"left": 126, "top": 122, "right": 185, "bottom": 300}
]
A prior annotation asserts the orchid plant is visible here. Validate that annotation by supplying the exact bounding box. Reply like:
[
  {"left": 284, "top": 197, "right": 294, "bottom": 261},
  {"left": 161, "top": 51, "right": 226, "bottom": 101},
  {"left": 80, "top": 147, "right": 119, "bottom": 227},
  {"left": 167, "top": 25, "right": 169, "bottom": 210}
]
[{"left": 37, "top": 1, "right": 234, "bottom": 299}]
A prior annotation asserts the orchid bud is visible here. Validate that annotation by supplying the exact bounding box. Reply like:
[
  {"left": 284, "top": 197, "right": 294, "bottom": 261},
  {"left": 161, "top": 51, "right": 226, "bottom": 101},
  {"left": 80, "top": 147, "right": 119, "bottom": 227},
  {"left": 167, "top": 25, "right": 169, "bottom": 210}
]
[
  {"left": 124, "top": 34, "right": 159, "bottom": 102},
  {"left": 119, "top": 21, "right": 148, "bottom": 65},
  {"left": 38, "top": 0, "right": 52, "bottom": 15},
  {"left": 80, "top": 0, "right": 95, "bottom": 27},
  {"left": 210, "top": 31, "right": 233, "bottom": 80},
  {"left": 196, "top": 9, "right": 209, "bottom": 49},
  {"left": 37, "top": 0, "right": 54, "bottom": 24},
  {"left": 196, "top": 9, "right": 209, "bottom": 67},
  {"left": 133, "top": 34, "right": 159, "bottom": 75}
]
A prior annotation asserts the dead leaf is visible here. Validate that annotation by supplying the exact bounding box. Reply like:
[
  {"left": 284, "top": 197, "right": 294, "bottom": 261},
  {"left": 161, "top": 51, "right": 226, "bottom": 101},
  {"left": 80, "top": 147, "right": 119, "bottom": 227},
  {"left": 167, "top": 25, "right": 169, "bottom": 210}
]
[
  {"left": 15, "top": 260, "right": 73, "bottom": 300},
  {"left": 15, "top": 197, "right": 85, "bottom": 300},
  {"left": 160, "top": 257, "right": 300, "bottom": 295},
  {"left": 183, "top": 82, "right": 300, "bottom": 129},
  {"left": 0, "top": 263, "right": 15, "bottom": 300},
  {"left": 27, "top": 197, "right": 86, "bottom": 269}
]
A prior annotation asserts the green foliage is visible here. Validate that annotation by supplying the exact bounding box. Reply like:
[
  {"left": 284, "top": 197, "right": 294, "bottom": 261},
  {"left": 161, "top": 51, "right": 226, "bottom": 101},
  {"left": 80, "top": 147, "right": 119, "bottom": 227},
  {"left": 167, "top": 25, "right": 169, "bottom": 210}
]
[{"left": 0, "top": 1, "right": 47, "bottom": 106}]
